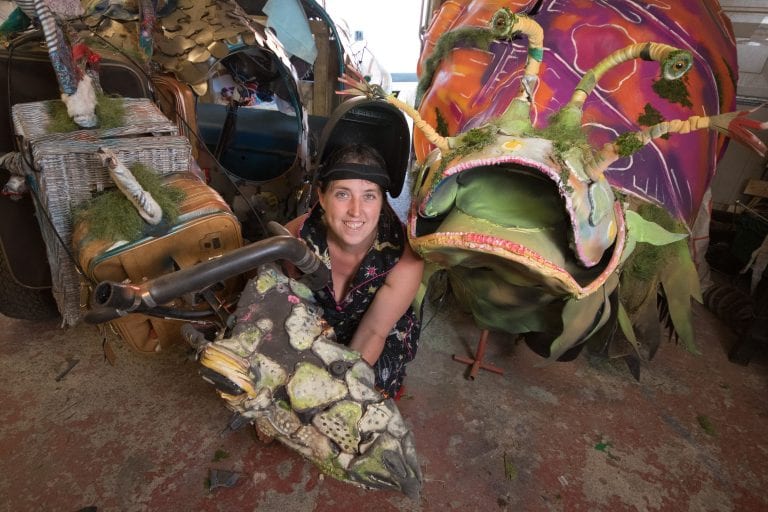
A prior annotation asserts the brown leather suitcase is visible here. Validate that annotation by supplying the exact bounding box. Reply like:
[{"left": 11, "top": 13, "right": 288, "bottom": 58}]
[{"left": 73, "top": 173, "right": 243, "bottom": 353}]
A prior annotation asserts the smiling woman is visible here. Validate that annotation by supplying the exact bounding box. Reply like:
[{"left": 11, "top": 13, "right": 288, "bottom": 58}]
[{"left": 285, "top": 144, "right": 424, "bottom": 398}]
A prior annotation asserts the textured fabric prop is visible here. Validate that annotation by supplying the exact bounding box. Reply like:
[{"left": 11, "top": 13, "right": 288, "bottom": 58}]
[
  {"left": 196, "top": 263, "right": 422, "bottom": 498},
  {"left": 0, "top": 7, "right": 31, "bottom": 35}
]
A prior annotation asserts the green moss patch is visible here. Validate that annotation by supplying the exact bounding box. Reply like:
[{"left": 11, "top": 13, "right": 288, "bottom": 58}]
[
  {"left": 652, "top": 76, "right": 692, "bottom": 108},
  {"left": 435, "top": 107, "right": 449, "bottom": 137},
  {"left": 535, "top": 109, "right": 590, "bottom": 156},
  {"left": 439, "top": 126, "right": 496, "bottom": 172},
  {"left": 638, "top": 103, "right": 664, "bottom": 127},
  {"left": 637, "top": 104, "right": 669, "bottom": 140},
  {"left": 46, "top": 94, "right": 126, "bottom": 133},
  {"left": 615, "top": 132, "right": 644, "bottom": 157},
  {"left": 74, "top": 164, "right": 185, "bottom": 242}
]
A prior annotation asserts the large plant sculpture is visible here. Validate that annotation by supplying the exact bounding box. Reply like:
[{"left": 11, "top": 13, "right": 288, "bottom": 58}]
[{"left": 338, "top": 1, "right": 765, "bottom": 371}]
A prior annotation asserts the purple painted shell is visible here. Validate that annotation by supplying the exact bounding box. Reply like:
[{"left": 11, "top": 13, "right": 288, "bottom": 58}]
[{"left": 416, "top": 0, "right": 737, "bottom": 224}]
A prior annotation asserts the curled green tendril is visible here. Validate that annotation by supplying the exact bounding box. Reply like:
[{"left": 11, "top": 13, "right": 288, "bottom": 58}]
[{"left": 661, "top": 50, "right": 693, "bottom": 80}]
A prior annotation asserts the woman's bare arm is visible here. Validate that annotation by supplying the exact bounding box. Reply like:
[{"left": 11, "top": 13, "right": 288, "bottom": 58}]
[{"left": 348, "top": 242, "right": 424, "bottom": 365}]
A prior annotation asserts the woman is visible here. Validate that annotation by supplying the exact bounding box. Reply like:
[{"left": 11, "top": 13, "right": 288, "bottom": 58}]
[{"left": 285, "top": 144, "right": 423, "bottom": 398}]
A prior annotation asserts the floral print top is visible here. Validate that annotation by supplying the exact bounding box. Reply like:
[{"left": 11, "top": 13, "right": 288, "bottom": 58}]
[{"left": 297, "top": 202, "right": 420, "bottom": 397}]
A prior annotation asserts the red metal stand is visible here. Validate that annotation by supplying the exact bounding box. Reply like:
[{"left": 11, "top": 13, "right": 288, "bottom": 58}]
[{"left": 452, "top": 329, "right": 504, "bottom": 380}]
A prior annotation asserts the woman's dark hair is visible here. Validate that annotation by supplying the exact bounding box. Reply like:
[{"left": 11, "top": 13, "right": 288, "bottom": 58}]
[{"left": 325, "top": 144, "right": 387, "bottom": 168}]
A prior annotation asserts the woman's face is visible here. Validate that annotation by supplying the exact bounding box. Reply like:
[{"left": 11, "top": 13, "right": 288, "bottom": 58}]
[{"left": 319, "top": 178, "right": 384, "bottom": 250}]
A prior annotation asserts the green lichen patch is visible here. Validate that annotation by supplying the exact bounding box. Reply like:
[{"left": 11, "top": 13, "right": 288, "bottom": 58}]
[
  {"left": 311, "top": 337, "right": 360, "bottom": 367},
  {"left": 312, "top": 400, "right": 363, "bottom": 454},
  {"left": 252, "top": 353, "right": 288, "bottom": 390},
  {"left": 285, "top": 303, "right": 324, "bottom": 351},
  {"left": 697, "top": 414, "right": 717, "bottom": 436},
  {"left": 256, "top": 265, "right": 282, "bottom": 294},
  {"left": 503, "top": 452, "right": 518, "bottom": 480},
  {"left": 220, "top": 326, "right": 265, "bottom": 356},
  {"left": 286, "top": 362, "right": 347, "bottom": 412},
  {"left": 212, "top": 449, "right": 229, "bottom": 462},
  {"left": 315, "top": 455, "right": 350, "bottom": 482},
  {"left": 347, "top": 433, "right": 405, "bottom": 488},
  {"left": 288, "top": 279, "right": 314, "bottom": 301}
]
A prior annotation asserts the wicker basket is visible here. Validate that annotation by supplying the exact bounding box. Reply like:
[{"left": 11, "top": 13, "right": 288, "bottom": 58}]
[
  {"left": 11, "top": 98, "right": 178, "bottom": 146},
  {"left": 24, "top": 133, "right": 192, "bottom": 326}
]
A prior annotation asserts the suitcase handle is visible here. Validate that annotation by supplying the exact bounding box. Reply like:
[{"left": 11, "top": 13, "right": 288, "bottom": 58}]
[{"left": 83, "top": 234, "right": 328, "bottom": 323}]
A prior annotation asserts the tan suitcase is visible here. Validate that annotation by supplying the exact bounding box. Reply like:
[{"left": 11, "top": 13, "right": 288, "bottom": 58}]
[{"left": 73, "top": 173, "right": 243, "bottom": 353}]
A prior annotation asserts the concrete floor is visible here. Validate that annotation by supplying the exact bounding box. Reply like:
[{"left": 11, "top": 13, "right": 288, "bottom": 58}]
[{"left": 1, "top": 292, "right": 767, "bottom": 512}]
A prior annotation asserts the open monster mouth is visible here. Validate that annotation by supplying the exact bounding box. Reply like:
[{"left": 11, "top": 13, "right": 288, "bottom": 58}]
[{"left": 408, "top": 151, "right": 625, "bottom": 300}]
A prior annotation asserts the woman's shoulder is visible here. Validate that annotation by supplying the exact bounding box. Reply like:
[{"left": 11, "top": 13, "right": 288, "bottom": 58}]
[
  {"left": 284, "top": 212, "right": 310, "bottom": 237},
  {"left": 396, "top": 240, "right": 423, "bottom": 271}
]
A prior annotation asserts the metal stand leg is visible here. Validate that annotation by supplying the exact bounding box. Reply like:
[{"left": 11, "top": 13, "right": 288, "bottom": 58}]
[{"left": 452, "top": 329, "right": 504, "bottom": 380}]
